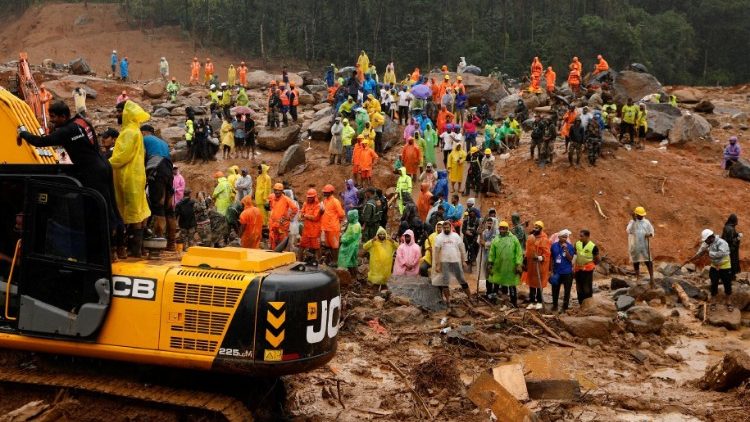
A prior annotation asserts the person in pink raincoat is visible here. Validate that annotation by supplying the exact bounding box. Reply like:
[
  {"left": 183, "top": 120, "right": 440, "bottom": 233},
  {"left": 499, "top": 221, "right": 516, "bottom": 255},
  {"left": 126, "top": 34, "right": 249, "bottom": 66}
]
[
  {"left": 172, "top": 165, "right": 185, "bottom": 207},
  {"left": 393, "top": 229, "right": 421, "bottom": 275}
]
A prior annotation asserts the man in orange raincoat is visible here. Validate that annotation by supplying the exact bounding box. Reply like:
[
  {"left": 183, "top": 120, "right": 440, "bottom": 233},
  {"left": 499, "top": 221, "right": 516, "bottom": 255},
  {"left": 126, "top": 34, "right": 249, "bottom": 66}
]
[
  {"left": 530, "top": 57, "right": 543, "bottom": 92},
  {"left": 267, "top": 182, "right": 299, "bottom": 249},
  {"left": 411, "top": 68, "right": 421, "bottom": 82},
  {"left": 436, "top": 105, "right": 455, "bottom": 134},
  {"left": 522, "top": 221, "right": 550, "bottom": 310},
  {"left": 559, "top": 105, "right": 578, "bottom": 152},
  {"left": 358, "top": 140, "right": 378, "bottom": 187},
  {"left": 544, "top": 66, "right": 556, "bottom": 93},
  {"left": 401, "top": 137, "right": 422, "bottom": 181},
  {"left": 190, "top": 57, "right": 201, "bottom": 85},
  {"left": 238, "top": 61, "right": 248, "bottom": 86},
  {"left": 416, "top": 182, "right": 433, "bottom": 222},
  {"left": 204, "top": 58, "right": 215, "bottom": 85},
  {"left": 593, "top": 54, "right": 609, "bottom": 75},
  {"left": 437, "top": 74, "right": 452, "bottom": 100},
  {"left": 351, "top": 135, "right": 365, "bottom": 185},
  {"left": 299, "top": 188, "right": 323, "bottom": 262},
  {"left": 239, "top": 195, "right": 262, "bottom": 249},
  {"left": 321, "top": 184, "right": 346, "bottom": 262},
  {"left": 569, "top": 56, "right": 582, "bottom": 74},
  {"left": 567, "top": 68, "right": 581, "bottom": 96}
]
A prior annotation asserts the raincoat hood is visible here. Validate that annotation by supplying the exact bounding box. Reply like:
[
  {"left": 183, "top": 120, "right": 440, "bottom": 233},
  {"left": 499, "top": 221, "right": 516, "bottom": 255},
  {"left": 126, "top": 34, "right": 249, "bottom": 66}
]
[
  {"left": 377, "top": 226, "right": 388, "bottom": 237},
  {"left": 403, "top": 229, "right": 415, "bottom": 244},
  {"left": 347, "top": 209, "right": 359, "bottom": 224},
  {"left": 229, "top": 165, "right": 239, "bottom": 176},
  {"left": 260, "top": 164, "right": 269, "bottom": 175},
  {"left": 399, "top": 167, "right": 407, "bottom": 177},
  {"left": 346, "top": 179, "right": 355, "bottom": 190},
  {"left": 420, "top": 182, "right": 429, "bottom": 193},
  {"left": 122, "top": 101, "right": 150, "bottom": 128}
]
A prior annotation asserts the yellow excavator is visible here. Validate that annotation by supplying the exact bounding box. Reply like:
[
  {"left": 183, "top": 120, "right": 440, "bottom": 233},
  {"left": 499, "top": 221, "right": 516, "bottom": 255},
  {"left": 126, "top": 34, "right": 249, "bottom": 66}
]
[{"left": 0, "top": 86, "right": 340, "bottom": 376}]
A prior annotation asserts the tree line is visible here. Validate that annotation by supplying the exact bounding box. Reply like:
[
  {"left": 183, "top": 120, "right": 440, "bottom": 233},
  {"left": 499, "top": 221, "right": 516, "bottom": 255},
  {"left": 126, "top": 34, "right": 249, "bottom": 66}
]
[{"left": 4, "top": 0, "right": 749, "bottom": 85}]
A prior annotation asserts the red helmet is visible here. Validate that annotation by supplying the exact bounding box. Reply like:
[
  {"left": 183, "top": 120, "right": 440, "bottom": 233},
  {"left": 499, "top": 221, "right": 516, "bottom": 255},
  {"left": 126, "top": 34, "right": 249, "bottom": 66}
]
[
  {"left": 306, "top": 188, "right": 317, "bottom": 198},
  {"left": 322, "top": 184, "right": 335, "bottom": 193}
]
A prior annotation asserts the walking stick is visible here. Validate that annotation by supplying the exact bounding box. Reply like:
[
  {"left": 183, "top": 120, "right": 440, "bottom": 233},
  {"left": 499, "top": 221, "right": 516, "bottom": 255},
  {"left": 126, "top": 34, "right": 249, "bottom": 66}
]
[
  {"left": 535, "top": 259, "right": 543, "bottom": 307},
  {"left": 476, "top": 246, "right": 483, "bottom": 299}
]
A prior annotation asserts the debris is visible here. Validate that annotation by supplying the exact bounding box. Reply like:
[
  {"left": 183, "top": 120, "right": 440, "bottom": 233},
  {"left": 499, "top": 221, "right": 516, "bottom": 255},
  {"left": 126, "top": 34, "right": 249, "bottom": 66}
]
[
  {"left": 381, "top": 305, "right": 424, "bottom": 325},
  {"left": 625, "top": 306, "right": 665, "bottom": 334},
  {"left": 559, "top": 316, "right": 613, "bottom": 339},
  {"left": 525, "top": 379, "right": 582, "bottom": 400},
  {"left": 630, "top": 350, "right": 649, "bottom": 364},
  {"left": 671, "top": 281, "right": 694, "bottom": 310},
  {"left": 592, "top": 198, "right": 608, "bottom": 219},
  {"left": 491, "top": 364, "right": 529, "bottom": 401},
  {"left": 1, "top": 400, "right": 50, "bottom": 422},
  {"left": 387, "top": 361, "right": 433, "bottom": 419},
  {"left": 610, "top": 278, "right": 632, "bottom": 290},
  {"left": 527, "top": 312, "right": 561, "bottom": 340},
  {"left": 276, "top": 143, "right": 306, "bottom": 176},
  {"left": 699, "top": 351, "right": 750, "bottom": 391},
  {"left": 413, "top": 354, "right": 462, "bottom": 396},
  {"left": 467, "top": 372, "right": 535, "bottom": 422}
]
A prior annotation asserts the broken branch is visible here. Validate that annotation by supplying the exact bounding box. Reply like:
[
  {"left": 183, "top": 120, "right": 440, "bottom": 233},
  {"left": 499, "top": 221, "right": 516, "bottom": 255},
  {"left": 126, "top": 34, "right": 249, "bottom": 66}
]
[
  {"left": 387, "top": 361, "right": 433, "bottom": 420},
  {"left": 593, "top": 199, "right": 608, "bottom": 219},
  {"left": 528, "top": 312, "right": 562, "bottom": 341},
  {"left": 672, "top": 282, "right": 693, "bottom": 311}
]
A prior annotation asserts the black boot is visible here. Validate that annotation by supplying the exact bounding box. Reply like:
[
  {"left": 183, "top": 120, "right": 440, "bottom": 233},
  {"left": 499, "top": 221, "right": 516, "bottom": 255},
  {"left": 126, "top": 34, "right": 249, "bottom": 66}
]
[{"left": 128, "top": 228, "right": 144, "bottom": 258}]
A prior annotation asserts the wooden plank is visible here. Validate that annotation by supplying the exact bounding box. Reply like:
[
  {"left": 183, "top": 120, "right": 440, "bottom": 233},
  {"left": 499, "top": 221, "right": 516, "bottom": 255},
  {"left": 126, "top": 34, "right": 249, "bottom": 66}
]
[
  {"left": 467, "top": 372, "right": 534, "bottom": 422},
  {"left": 492, "top": 364, "right": 529, "bottom": 401}
]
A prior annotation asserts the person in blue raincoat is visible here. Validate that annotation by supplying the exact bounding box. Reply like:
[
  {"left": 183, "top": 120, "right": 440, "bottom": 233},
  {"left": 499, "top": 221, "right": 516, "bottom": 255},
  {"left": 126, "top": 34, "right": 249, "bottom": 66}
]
[
  {"left": 432, "top": 170, "right": 449, "bottom": 202},
  {"left": 110, "top": 50, "right": 118, "bottom": 76},
  {"left": 363, "top": 73, "right": 377, "bottom": 98},
  {"left": 120, "top": 57, "right": 129, "bottom": 81},
  {"left": 325, "top": 64, "right": 335, "bottom": 87}
]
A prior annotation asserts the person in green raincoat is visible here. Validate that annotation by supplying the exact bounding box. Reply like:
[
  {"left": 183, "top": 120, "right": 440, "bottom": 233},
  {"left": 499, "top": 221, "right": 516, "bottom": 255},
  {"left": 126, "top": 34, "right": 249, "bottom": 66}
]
[
  {"left": 338, "top": 210, "right": 362, "bottom": 277},
  {"left": 235, "top": 87, "right": 249, "bottom": 106},
  {"left": 423, "top": 123, "right": 438, "bottom": 167},
  {"left": 483, "top": 120, "right": 497, "bottom": 150},
  {"left": 362, "top": 227, "right": 399, "bottom": 287},
  {"left": 212, "top": 171, "right": 233, "bottom": 216},
  {"left": 487, "top": 220, "right": 523, "bottom": 307},
  {"left": 415, "top": 131, "right": 427, "bottom": 171},
  {"left": 166, "top": 77, "right": 180, "bottom": 103},
  {"left": 355, "top": 108, "right": 370, "bottom": 135},
  {"left": 396, "top": 167, "right": 413, "bottom": 214}
]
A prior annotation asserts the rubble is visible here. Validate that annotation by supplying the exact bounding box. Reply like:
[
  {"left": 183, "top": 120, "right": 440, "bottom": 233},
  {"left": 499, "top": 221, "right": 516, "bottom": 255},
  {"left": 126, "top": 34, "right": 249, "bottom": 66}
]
[
  {"left": 467, "top": 372, "right": 535, "bottom": 422},
  {"left": 699, "top": 351, "right": 750, "bottom": 391},
  {"left": 626, "top": 306, "right": 665, "bottom": 334},
  {"left": 560, "top": 316, "right": 613, "bottom": 339}
]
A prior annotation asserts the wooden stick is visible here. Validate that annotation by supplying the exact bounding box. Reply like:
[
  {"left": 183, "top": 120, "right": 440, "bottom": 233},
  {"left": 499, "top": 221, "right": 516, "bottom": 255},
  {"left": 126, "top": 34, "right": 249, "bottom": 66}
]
[
  {"left": 672, "top": 282, "right": 693, "bottom": 311},
  {"left": 469, "top": 306, "right": 494, "bottom": 319},
  {"left": 544, "top": 336, "right": 579, "bottom": 348},
  {"left": 593, "top": 199, "right": 608, "bottom": 219},
  {"left": 528, "top": 312, "right": 562, "bottom": 340},
  {"left": 336, "top": 379, "right": 345, "bottom": 409},
  {"left": 660, "top": 177, "right": 667, "bottom": 195},
  {"left": 387, "top": 361, "right": 433, "bottom": 420}
]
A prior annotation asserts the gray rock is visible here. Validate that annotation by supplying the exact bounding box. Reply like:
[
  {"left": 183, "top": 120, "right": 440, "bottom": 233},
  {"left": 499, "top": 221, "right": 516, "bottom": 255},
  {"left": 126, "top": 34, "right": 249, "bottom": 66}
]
[
  {"left": 616, "top": 295, "right": 635, "bottom": 311},
  {"left": 626, "top": 306, "right": 665, "bottom": 334},
  {"left": 694, "top": 100, "right": 715, "bottom": 113},
  {"left": 170, "top": 106, "right": 187, "bottom": 117},
  {"left": 610, "top": 278, "right": 633, "bottom": 290},
  {"left": 335, "top": 66, "right": 355, "bottom": 79},
  {"left": 308, "top": 109, "right": 333, "bottom": 141},
  {"left": 428, "top": 71, "right": 508, "bottom": 107},
  {"left": 560, "top": 316, "right": 613, "bottom": 339},
  {"left": 731, "top": 112, "right": 748, "bottom": 123},
  {"left": 658, "top": 262, "right": 682, "bottom": 276},
  {"left": 257, "top": 125, "right": 301, "bottom": 151},
  {"left": 696, "top": 306, "right": 742, "bottom": 330},
  {"left": 160, "top": 126, "right": 186, "bottom": 144},
  {"left": 660, "top": 277, "right": 708, "bottom": 301},
  {"left": 171, "top": 147, "right": 189, "bottom": 162},
  {"left": 277, "top": 143, "right": 305, "bottom": 176},
  {"left": 151, "top": 108, "right": 171, "bottom": 118},
  {"left": 298, "top": 91, "right": 315, "bottom": 106},
  {"left": 297, "top": 70, "right": 313, "bottom": 86},
  {"left": 645, "top": 103, "right": 682, "bottom": 140},
  {"left": 68, "top": 58, "right": 92, "bottom": 75},
  {"left": 307, "top": 84, "right": 328, "bottom": 94},
  {"left": 388, "top": 275, "right": 446, "bottom": 312},
  {"left": 612, "top": 288, "right": 631, "bottom": 300},
  {"left": 668, "top": 113, "right": 712, "bottom": 145},
  {"left": 587, "top": 92, "right": 603, "bottom": 108},
  {"left": 463, "top": 65, "right": 482, "bottom": 75},
  {"left": 80, "top": 85, "right": 97, "bottom": 99},
  {"left": 611, "top": 70, "right": 662, "bottom": 104}
]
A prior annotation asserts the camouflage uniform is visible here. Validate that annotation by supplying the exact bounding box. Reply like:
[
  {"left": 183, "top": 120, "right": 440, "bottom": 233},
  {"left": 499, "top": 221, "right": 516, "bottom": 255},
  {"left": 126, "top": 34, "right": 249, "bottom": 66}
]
[
  {"left": 586, "top": 120, "right": 602, "bottom": 166},
  {"left": 207, "top": 209, "right": 230, "bottom": 247},
  {"left": 194, "top": 199, "right": 212, "bottom": 246}
]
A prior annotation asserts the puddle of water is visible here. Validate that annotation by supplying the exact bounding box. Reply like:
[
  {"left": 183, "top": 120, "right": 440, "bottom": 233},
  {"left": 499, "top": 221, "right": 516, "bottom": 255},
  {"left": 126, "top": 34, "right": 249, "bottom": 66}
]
[{"left": 650, "top": 338, "right": 710, "bottom": 384}]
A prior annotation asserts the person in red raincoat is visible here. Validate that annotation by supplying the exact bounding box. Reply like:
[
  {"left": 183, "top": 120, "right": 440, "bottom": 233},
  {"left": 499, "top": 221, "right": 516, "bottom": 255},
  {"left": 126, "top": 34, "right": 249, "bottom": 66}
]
[
  {"left": 239, "top": 195, "right": 263, "bottom": 249},
  {"left": 401, "top": 137, "right": 422, "bottom": 180},
  {"left": 522, "top": 221, "right": 550, "bottom": 310},
  {"left": 416, "top": 182, "right": 433, "bottom": 222}
]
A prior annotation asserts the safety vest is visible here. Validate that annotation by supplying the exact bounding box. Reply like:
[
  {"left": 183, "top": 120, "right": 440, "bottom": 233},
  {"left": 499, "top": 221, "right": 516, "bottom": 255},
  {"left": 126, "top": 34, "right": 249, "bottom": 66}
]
[
  {"left": 205, "top": 63, "right": 214, "bottom": 74},
  {"left": 209, "top": 91, "right": 219, "bottom": 104},
  {"left": 575, "top": 240, "right": 596, "bottom": 271},
  {"left": 280, "top": 89, "right": 291, "bottom": 106},
  {"left": 622, "top": 105, "right": 638, "bottom": 124},
  {"left": 219, "top": 90, "right": 232, "bottom": 106},
  {"left": 289, "top": 88, "right": 300, "bottom": 106},
  {"left": 185, "top": 119, "right": 194, "bottom": 141}
]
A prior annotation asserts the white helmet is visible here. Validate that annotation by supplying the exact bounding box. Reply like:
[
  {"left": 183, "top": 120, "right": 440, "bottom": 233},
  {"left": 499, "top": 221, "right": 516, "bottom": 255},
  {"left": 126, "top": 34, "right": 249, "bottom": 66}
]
[
  {"left": 210, "top": 84, "right": 216, "bottom": 90},
  {"left": 220, "top": 82, "right": 227, "bottom": 88},
  {"left": 701, "top": 229, "right": 714, "bottom": 242},
  {"left": 113, "top": 50, "right": 117, "bottom": 53},
  {"left": 161, "top": 56, "right": 166, "bottom": 60}
]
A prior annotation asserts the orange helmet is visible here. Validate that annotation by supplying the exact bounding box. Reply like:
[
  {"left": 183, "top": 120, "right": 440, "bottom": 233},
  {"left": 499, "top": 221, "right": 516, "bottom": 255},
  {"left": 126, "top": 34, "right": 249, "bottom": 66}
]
[
  {"left": 270, "top": 80, "right": 277, "bottom": 86},
  {"left": 213, "top": 171, "right": 224, "bottom": 178},
  {"left": 323, "top": 184, "right": 335, "bottom": 193},
  {"left": 289, "top": 81, "right": 295, "bottom": 87},
  {"left": 273, "top": 182, "right": 284, "bottom": 190},
  {"left": 206, "top": 58, "right": 211, "bottom": 61},
  {"left": 306, "top": 188, "right": 317, "bottom": 198}
]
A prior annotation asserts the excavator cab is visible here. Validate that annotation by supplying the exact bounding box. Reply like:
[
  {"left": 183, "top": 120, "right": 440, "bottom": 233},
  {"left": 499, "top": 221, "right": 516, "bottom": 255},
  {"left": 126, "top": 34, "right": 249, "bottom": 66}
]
[{"left": 0, "top": 171, "right": 112, "bottom": 339}]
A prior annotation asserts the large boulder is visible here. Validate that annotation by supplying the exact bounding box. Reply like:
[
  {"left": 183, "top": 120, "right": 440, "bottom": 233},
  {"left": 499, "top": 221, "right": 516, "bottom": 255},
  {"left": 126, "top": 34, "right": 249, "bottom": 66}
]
[
  {"left": 560, "top": 316, "right": 613, "bottom": 339},
  {"left": 257, "top": 125, "right": 301, "bottom": 151},
  {"left": 246, "top": 70, "right": 303, "bottom": 89},
  {"left": 580, "top": 296, "right": 617, "bottom": 318},
  {"left": 69, "top": 58, "right": 92, "bottom": 75},
  {"left": 668, "top": 113, "right": 712, "bottom": 145},
  {"left": 277, "top": 144, "right": 306, "bottom": 176},
  {"left": 493, "top": 94, "right": 521, "bottom": 119},
  {"left": 611, "top": 70, "right": 662, "bottom": 104},
  {"left": 308, "top": 108, "right": 333, "bottom": 141},
  {"left": 307, "top": 84, "right": 328, "bottom": 95},
  {"left": 143, "top": 80, "right": 165, "bottom": 99},
  {"left": 463, "top": 65, "right": 481, "bottom": 75},
  {"left": 697, "top": 306, "right": 742, "bottom": 330},
  {"left": 298, "top": 91, "right": 316, "bottom": 106},
  {"left": 381, "top": 118, "right": 400, "bottom": 151},
  {"left": 160, "top": 126, "right": 186, "bottom": 144},
  {"left": 625, "top": 306, "right": 665, "bottom": 334},
  {"left": 645, "top": 103, "right": 682, "bottom": 140},
  {"left": 670, "top": 87, "right": 703, "bottom": 104},
  {"left": 297, "top": 70, "right": 313, "bottom": 86},
  {"left": 151, "top": 108, "right": 171, "bottom": 118},
  {"left": 336, "top": 66, "right": 355, "bottom": 79},
  {"left": 729, "top": 158, "right": 750, "bottom": 182},
  {"left": 699, "top": 351, "right": 750, "bottom": 391},
  {"left": 694, "top": 100, "right": 715, "bottom": 113},
  {"left": 427, "top": 72, "right": 508, "bottom": 106}
]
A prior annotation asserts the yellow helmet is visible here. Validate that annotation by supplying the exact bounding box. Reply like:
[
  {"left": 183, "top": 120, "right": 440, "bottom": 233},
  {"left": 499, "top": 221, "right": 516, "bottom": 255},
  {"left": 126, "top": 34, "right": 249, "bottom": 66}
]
[
  {"left": 499, "top": 221, "right": 510, "bottom": 228},
  {"left": 634, "top": 206, "right": 647, "bottom": 216},
  {"left": 484, "top": 148, "right": 492, "bottom": 154},
  {"left": 534, "top": 220, "right": 544, "bottom": 229},
  {"left": 470, "top": 146, "right": 479, "bottom": 153}
]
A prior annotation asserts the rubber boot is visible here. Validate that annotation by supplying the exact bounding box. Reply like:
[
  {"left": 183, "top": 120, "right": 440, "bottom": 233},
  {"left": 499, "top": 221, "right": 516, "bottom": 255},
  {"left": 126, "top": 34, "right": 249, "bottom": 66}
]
[
  {"left": 127, "top": 228, "right": 144, "bottom": 258},
  {"left": 165, "top": 216, "right": 177, "bottom": 251},
  {"left": 152, "top": 216, "right": 167, "bottom": 239},
  {"left": 115, "top": 228, "right": 128, "bottom": 259}
]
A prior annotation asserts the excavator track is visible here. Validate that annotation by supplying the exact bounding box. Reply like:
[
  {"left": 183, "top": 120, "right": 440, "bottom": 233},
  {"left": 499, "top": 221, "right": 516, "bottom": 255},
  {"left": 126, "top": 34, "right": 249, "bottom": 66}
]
[{"left": 0, "top": 365, "right": 253, "bottom": 421}]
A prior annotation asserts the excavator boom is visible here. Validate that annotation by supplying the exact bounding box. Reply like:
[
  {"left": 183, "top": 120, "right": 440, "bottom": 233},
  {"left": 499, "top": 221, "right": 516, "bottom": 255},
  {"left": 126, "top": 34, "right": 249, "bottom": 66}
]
[{"left": 16, "top": 53, "right": 48, "bottom": 133}]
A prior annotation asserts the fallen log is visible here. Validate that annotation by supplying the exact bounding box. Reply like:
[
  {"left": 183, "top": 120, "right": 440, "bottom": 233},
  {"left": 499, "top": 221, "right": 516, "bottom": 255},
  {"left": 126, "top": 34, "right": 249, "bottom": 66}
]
[{"left": 672, "top": 281, "right": 693, "bottom": 310}]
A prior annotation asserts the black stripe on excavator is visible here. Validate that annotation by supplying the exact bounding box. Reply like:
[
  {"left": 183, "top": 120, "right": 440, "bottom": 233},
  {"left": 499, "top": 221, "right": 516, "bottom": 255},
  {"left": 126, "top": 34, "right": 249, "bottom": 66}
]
[{"left": 211, "top": 276, "right": 261, "bottom": 371}]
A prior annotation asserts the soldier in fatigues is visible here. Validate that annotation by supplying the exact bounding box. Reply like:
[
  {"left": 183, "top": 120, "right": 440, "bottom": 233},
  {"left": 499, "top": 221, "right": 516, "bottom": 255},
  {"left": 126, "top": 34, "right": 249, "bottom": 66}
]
[{"left": 194, "top": 193, "right": 212, "bottom": 246}]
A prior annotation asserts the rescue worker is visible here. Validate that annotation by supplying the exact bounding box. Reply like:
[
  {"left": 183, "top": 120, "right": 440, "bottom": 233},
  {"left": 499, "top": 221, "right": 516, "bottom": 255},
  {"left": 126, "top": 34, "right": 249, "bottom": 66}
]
[
  {"left": 593, "top": 54, "right": 609, "bottom": 75},
  {"left": 550, "top": 229, "right": 574, "bottom": 312},
  {"left": 396, "top": 167, "right": 413, "bottom": 214},
  {"left": 627, "top": 206, "right": 655, "bottom": 287},
  {"left": 559, "top": 105, "right": 578, "bottom": 153},
  {"left": 204, "top": 58, "right": 214, "bottom": 85},
  {"left": 287, "top": 81, "right": 300, "bottom": 123},
  {"left": 110, "top": 101, "right": 151, "bottom": 257},
  {"left": 227, "top": 64, "right": 236, "bottom": 86},
  {"left": 159, "top": 57, "right": 169, "bottom": 79},
  {"left": 544, "top": 66, "right": 556, "bottom": 93},
  {"left": 360, "top": 188, "right": 381, "bottom": 241},
  {"left": 401, "top": 137, "right": 422, "bottom": 181},
  {"left": 110, "top": 50, "right": 118, "bottom": 76},
  {"left": 522, "top": 221, "right": 550, "bottom": 310},
  {"left": 567, "top": 117, "right": 585, "bottom": 167},
  {"left": 363, "top": 227, "right": 399, "bottom": 287},
  {"left": 338, "top": 210, "right": 362, "bottom": 277},
  {"left": 299, "top": 188, "right": 323, "bottom": 262},
  {"left": 238, "top": 61, "right": 248, "bottom": 87},
  {"left": 321, "top": 184, "right": 346, "bottom": 263},
  {"left": 567, "top": 67, "right": 581, "bottom": 96},
  {"left": 185, "top": 114, "right": 195, "bottom": 163},
  {"left": 635, "top": 103, "right": 648, "bottom": 149},
  {"left": 120, "top": 56, "right": 129, "bottom": 81},
  {"left": 487, "top": 221, "right": 524, "bottom": 307},
  {"left": 569, "top": 56, "right": 582, "bottom": 74},
  {"left": 573, "top": 229, "right": 600, "bottom": 305},
  {"left": 211, "top": 171, "right": 232, "bottom": 216},
  {"left": 166, "top": 77, "right": 180, "bottom": 103},
  {"left": 530, "top": 56, "right": 543, "bottom": 92},
  {"left": 255, "top": 164, "right": 272, "bottom": 224},
  {"left": 267, "top": 183, "right": 299, "bottom": 250},
  {"left": 619, "top": 98, "right": 639, "bottom": 145},
  {"left": 190, "top": 57, "right": 201, "bottom": 85},
  {"left": 358, "top": 139, "right": 378, "bottom": 187},
  {"left": 722, "top": 214, "right": 741, "bottom": 279},
  {"left": 686, "top": 229, "right": 733, "bottom": 311},
  {"left": 239, "top": 195, "right": 262, "bottom": 249},
  {"left": 416, "top": 183, "right": 433, "bottom": 223}
]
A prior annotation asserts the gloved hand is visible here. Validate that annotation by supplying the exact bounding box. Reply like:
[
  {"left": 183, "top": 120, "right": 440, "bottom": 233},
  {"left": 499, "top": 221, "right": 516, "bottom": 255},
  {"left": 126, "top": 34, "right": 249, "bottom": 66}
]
[{"left": 536, "top": 255, "right": 544, "bottom": 262}]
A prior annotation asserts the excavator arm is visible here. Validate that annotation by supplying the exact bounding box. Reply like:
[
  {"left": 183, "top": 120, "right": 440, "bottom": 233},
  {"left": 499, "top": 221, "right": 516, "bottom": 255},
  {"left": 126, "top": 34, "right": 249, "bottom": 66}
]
[
  {"left": 16, "top": 52, "right": 49, "bottom": 133},
  {"left": 0, "top": 86, "right": 57, "bottom": 164}
]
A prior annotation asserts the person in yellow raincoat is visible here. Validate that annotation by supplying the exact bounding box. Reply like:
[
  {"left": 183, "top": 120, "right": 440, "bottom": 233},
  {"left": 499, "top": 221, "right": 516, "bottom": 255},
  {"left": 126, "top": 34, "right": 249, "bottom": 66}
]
[
  {"left": 362, "top": 227, "right": 399, "bottom": 287},
  {"left": 220, "top": 114, "right": 234, "bottom": 159},
  {"left": 110, "top": 100, "right": 152, "bottom": 257},
  {"left": 383, "top": 62, "right": 396, "bottom": 86},
  {"left": 364, "top": 94, "right": 381, "bottom": 118},
  {"left": 255, "top": 163, "right": 272, "bottom": 224},
  {"left": 447, "top": 143, "right": 467, "bottom": 193},
  {"left": 226, "top": 165, "right": 240, "bottom": 200},
  {"left": 357, "top": 50, "right": 370, "bottom": 78},
  {"left": 227, "top": 64, "right": 237, "bottom": 86},
  {"left": 212, "top": 171, "right": 232, "bottom": 216}
]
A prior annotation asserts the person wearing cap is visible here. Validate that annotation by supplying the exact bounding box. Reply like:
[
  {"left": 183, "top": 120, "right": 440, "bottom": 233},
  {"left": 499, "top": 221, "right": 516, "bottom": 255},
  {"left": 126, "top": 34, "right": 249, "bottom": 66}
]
[
  {"left": 72, "top": 87, "right": 88, "bottom": 117},
  {"left": 139, "top": 122, "right": 176, "bottom": 250},
  {"left": 593, "top": 54, "right": 609, "bottom": 75},
  {"left": 434, "top": 220, "right": 470, "bottom": 307},
  {"left": 321, "top": 184, "right": 346, "bottom": 261},
  {"left": 208, "top": 84, "right": 220, "bottom": 107},
  {"left": 159, "top": 57, "right": 169, "bottom": 79},
  {"left": 567, "top": 65, "right": 581, "bottom": 97},
  {"left": 219, "top": 82, "right": 232, "bottom": 111},
  {"left": 522, "top": 221, "right": 550, "bottom": 310},
  {"left": 267, "top": 183, "right": 299, "bottom": 250},
  {"left": 573, "top": 229, "right": 600, "bottom": 306},
  {"left": 204, "top": 58, "right": 214, "bottom": 85},
  {"left": 487, "top": 220, "right": 523, "bottom": 306},
  {"left": 437, "top": 105, "right": 455, "bottom": 135},
  {"left": 722, "top": 136, "right": 741, "bottom": 171},
  {"left": 190, "top": 57, "right": 201, "bottom": 85},
  {"left": 685, "top": 229, "right": 733, "bottom": 311},
  {"left": 267, "top": 83, "right": 282, "bottom": 128},
  {"left": 298, "top": 188, "right": 323, "bottom": 262},
  {"left": 111, "top": 50, "right": 118, "bottom": 76},
  {"left": 175, "top": 189, "right": 197, "bottom": 249},
  {"left": 286, "top": 81, "right": 300, "bottom": 123},
  {"left": 166, "top": 76, "right": 180, "bottom": 103},
  {"left": 358, "top": 139, "right": 379, "bottom": 188},
  {"left": 255, "top": 164, "right": 272, "bottom": 224},
  {"left": 567, "top": 117, "right": 585, "bottom": 167},
  {"left": 211, "top": 171, "right": 232, "bottom": 216},
  {"left": 235, "top": 168, "right": 253, "bottom": 203},
  {"left": 119, "top": 56, "right": 129, "bottom": 81},
  {"left": 627, "top": 206, "right": 655, "bottom": 286},
  {"left": 549, "top": 229, "right": 574, "bottom": 312},
  {"left": 635, "top": 103, "right": 648, "bottom": 149}
]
